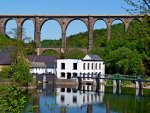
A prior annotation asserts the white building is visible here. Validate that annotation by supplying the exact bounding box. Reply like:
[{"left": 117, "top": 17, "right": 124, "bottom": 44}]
[{"left": 56, "top": 54, "right": 105, "bottom": 81}]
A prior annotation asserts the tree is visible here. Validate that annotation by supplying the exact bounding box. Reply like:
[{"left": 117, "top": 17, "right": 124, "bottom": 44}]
[
  {"left": 41, "top": 50, "right": 60, "bottom": 57},
  {"left": 124, "top": 0, "right": 150, "bottom": 14},
  {"left": 105, "top": 47, "right": 145, "bottom": 75},
  {"left": 13, "top": 57, "right": 32, "bottom": 86},
  {"left": 64, "top": 49, "right": 86, "bottom": 59},
  {"left": 0, "top": 87, "right": 26, "bottom": 113}
]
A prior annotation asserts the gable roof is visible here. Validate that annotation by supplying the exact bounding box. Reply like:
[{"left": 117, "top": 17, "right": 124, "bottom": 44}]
[
  {"left": 0, "top": 46, "right": 16, "bottom": 65},
  {"left": 82, "top": 54, "right": 103, "bottom": 61},
  {"left": 27, "top": 55, "right": 57, "bottom": 63}
]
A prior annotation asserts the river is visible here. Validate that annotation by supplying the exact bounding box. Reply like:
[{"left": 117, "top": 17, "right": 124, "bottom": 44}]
[{"left": 24, "top": 84, "right": 150, "bottom": 113}]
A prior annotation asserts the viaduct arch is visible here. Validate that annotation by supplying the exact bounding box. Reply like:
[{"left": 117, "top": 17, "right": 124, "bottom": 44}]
[{"left": 0, "top": 14, "right": 146, "bottom": 52}]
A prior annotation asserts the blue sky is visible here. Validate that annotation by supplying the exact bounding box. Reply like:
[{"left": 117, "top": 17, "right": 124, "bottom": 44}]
[{"left": 0, "top": 0, "right": 130, "bottom": 40}]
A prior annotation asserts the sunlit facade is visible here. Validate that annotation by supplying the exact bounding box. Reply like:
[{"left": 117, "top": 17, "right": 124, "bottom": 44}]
[{"left": 56, "top": 55, "right": 105, "bottom": 81}]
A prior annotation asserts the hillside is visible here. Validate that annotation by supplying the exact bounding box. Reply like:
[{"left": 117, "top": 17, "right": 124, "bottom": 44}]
[
  {"left": 41, "top": 23, "right": 125, "bottom": 48},
  {"left": 0, "top": 34, "right": 36, "bottom": 55},
  {"left": 41, "top": 18, "right": 150, "bottom": 76},
  {"left": 0, "top": 18, "right": 149, "bottom": 76}
]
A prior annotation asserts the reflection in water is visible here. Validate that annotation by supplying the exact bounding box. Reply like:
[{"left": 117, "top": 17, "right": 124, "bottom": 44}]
[
  {"left": 56, "top": 84, "right": 105, "bottom": 108},
  {"left": 87, "top": 104, "right": 93, "bottom": 113},
  {"left": 106, "top": 99, "right": 110, "bottom": 113},
  {"left": 24, "top": 84, "right": 150, "bottom": 113},
  {"left": 60, "top": 106, "right": 66, "bottom": 113}
]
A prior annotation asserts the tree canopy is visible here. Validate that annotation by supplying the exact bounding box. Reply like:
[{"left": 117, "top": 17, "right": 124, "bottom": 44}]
[{"left": 124, "top": 0, "right": 150, "bottom": 14}]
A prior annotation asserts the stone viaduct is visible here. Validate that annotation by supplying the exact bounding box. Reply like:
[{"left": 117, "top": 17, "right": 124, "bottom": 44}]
[{"left": 0, "top": 14, "right": 146, "bottom": 54}]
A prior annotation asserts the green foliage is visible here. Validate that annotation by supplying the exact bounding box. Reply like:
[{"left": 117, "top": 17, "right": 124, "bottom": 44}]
[
  {"left": 64, "top": 49, "right": 86, "bottom": 59},
  {"left": 41, "top": 49, "right": 60, "bottom": 57},
  {"left": 121, "top": 80, "right": 134, "bottom": 87},
  {"left": 102, "top": 18, "right": 150, "bottom": 76},
  {"left": 41, "top": 39, "right": 61, "bottom": 47},
  {"left": 106, "top": 80, "right": 113, "bottom": 86},
  {"left": 66, "top": 32, "right": 88, "bottom": 47},
  {"left": 0, "top": 33, "right": 15, "bottom": 51},
  {"left": 0, "top": 33, "right": 34, "bottom": 112},
  {"left": 40, "top": 18, "right": 149, "bottom": 76},
  {"left": 0, "top": 86, "right": 26, "bottom": 113},
  {"left": 13, "top": 57, "right": 32, "bottom": 86},
  {"left": 104, "top": 88, "right": 150, "bottom": 113},
  {"left": 0, "top": 66, "right": 13, "bottom": 78},
  {"left": 124, "top": 0, "right": 150, "bottom": 14},
  {"left": 105, "top": 47, "right": 144, "bottom": 75},
  {"left": 0, "top": 33, "right": 36, "bottom": 55},
  {"left": 93, "top": 30, "right": 107, "bottom": 47},
  {"left": 28, "top": 105, "right": 38, "bottom": 112},
  {"left": 24, "top": 41, "right": 37, "bottom": 55},
  {"left": 45, "top": 102, "right": 58, "bottom": 112},
  {"left": 90, "top": 47, "right": 104, "bottom": 59}
]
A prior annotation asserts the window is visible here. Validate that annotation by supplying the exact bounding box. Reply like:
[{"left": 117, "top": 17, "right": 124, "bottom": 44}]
[
  {"left": 83, "top": 73, "right": 86, "bottom": 80},
  {"left": 83, "top": 63, "right": 86, "bottom": 70},
  {"left": 73, "top": 73, "right": 78, "bottom": 78},
  {"left": 87, "top": 73, "right": 90, "bottom": 80},
  {"left": 91, "top": 63, "right": 94, "bottom": 70},
  {"left": 91, "top": 73, "right": 94, "bottom": 78},
  {"left": 99, "top": 63, "right": 101, "bottom": 70},
  {"left": 83, "top": 86, "right": 85, "bottom": 92},
  {"left": 73, "top": 63, "right": 77, "bottom": 70},
  {"left": 67, "top": 88, "right": 71, "bottom": 92},
  {"left": 61, "top": 88, "right": 65, "bottom": 92},
  {"left": 91, "top": 95, "right": 93, "bottom": 102},
  {"left": 83, "top": 96, "right": 85, "bottom": 103},
  {"left": 61, "top": 95, "right": 65, "bottom": 102},
  {"left": 98, "top": 72, "right": 101, "bottom": 77},
  {"left": 61, "top": 72, "right": 65, "bottom": 78},
  {"left": 95, "top": 63, "right": 97, "bottom": 70},
  {"left": 87, "top": 95, "right": 89, "bottom": 102},
  {"left": 73, "top": 96, "right": 77, "bottom": 104},
  {"left": 87, "top": 85, "right": 90, "bottom": 91},
  {"left": 61, "top": 63, "right": 65, "bottom": 69},
  {"left": 67, "top": 73, "right": 71, "bottom": 79},
  {"left": 72, "top": 88, "right": 77, "bottom": 93},
  {"left": 87, "top": 63, "right": 90, "bottom": 70}
]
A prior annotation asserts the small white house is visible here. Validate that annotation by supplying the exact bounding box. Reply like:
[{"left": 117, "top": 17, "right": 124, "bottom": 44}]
[
  {"left": 56, "top": 54, "right": 105, "bottom": 81},
  {"left": 27, "top": 55, "right": 57, "bottom": 74}
]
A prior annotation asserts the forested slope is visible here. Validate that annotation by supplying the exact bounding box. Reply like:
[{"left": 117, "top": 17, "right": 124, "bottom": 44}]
[{"left": 41, "top": 18, "right": 150, "bottom": 75}]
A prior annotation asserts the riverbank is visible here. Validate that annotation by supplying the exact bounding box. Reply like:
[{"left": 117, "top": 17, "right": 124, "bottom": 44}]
[{"left": 28, "top": 78, "right": 150, "bottom": 90}]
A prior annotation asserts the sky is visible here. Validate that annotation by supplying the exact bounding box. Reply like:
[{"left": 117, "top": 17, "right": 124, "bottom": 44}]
[{"left": 0, "top": 0, "right": 130, "bottom": 40}]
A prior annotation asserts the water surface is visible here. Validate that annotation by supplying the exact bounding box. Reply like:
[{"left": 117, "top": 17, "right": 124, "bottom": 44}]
[{"left": 24, "top": 84, "right": 150, "bottom": 113}]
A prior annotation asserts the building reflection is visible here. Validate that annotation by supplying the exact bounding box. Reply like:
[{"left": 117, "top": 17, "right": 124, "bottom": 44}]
[
  {"left": 56, "top": 84, "right": 105, "bottom": 113},
  {"left": 33, "top": 84, "right": 105, "bottom": 113}
]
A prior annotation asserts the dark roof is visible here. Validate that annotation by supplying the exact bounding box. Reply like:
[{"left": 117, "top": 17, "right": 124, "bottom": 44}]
[
  {"left": 45, "top": 62, "right": 57, "bottom": 68},
  {"left": 29, "top": 62, "right": 56, "bottom": 68},
  {"left": 88, "top": 55, "right": 102, "bottom": 61},
  {"left": 82, "top": 54, "right": 103, "bottom": 61},
  {"left": 27, "top": 55, "right": 57, "bottom": 63},
  {"left": 0, "top": 46, "right": 16, "bottom": 65}
]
